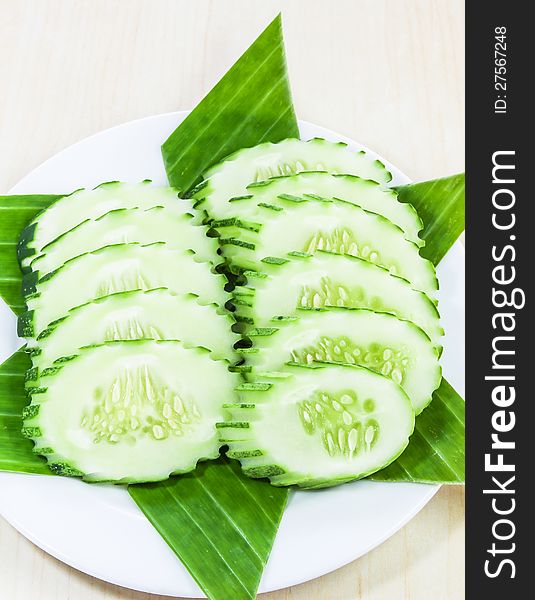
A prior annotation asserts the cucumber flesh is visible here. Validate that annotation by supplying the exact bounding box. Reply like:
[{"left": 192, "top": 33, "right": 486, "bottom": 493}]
[
  {"left": 23, "top": 340, "right": 239, "bottom": 483},
  {"left": 23, "top": 243, "right": 228, "bottom": 337},
  {"left": 242, "top": 308, "right": 441, "bottom": 414},
  {"left": 25, "top": 288, "right": 238, "bottom": 368},
  {"left": 192, "top": 138, "right": 392, "bottom": 220},
  {"left": 18, "top": 182, "right": 193, "bottom": 271},
  {"left": 225, "top": 172, "right": 423, "bottom": 247},
  {"left": 219, "top": 197, "right": 438, "bottom": 297},
  {"left": 220, "top": 363, "right": 414, "bottom": 488},
  {"left": 31, "top": 205, "right": 215, "bottom": 275},
  {"left": 233, "top": 251, "right": 443, "bottom": 351}
]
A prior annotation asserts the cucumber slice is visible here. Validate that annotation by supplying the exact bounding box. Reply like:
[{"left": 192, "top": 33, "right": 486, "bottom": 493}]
[
  {"left": 223, "top": 172, "right": 423, "bottom": 247},
  {"left": 242, "top": 308, "right": 441, "bottom": 414},
  {"left": 23, "top": 340, "right": 239, "bottom": 483},
  {"left": 24, "top": 289, "right": 238, "bottom": 368},
  {"left": 218, "top": 197, "right": 438, "bottom": 297},
  {"left": 30, "top": 205, "right": 215, "bottom": 275},
  {"left": 219, "top": 363, "right": 414, "bottom": 488},
  {"left": 18, "top": 182, "right": 194, "bottom": 271},
  {"left": 192, "top": 138, "right": 392, "bottom": 220},
  {"left": 22, "top": 242, "right": 228, "bottom": 337},
  {"left": 233, "top": 251, "right": 443, "bottom": 351}
]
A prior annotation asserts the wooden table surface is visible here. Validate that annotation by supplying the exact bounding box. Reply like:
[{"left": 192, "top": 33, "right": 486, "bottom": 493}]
[{"left": 0, "top": 1, "right": 465, "bottom": 598}]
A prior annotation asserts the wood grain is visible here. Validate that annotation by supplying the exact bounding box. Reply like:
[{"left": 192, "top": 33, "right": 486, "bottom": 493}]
[{"left": 0, "top": 0, "right": 465, "bottom": 598}]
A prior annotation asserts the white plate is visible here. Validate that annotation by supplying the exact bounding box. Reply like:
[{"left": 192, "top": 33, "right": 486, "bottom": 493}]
[{"left": 0, "top": 112, "right": 465, "bottom": 597}]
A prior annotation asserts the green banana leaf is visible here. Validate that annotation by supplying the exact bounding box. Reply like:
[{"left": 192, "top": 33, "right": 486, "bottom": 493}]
[
  {"left": 370, "top": 378, "right": 464, "bottom": 482},
  {"left": 0, "top": 195, "right": 60, "bottom": 473},
  {"left": 396, "top": 173, "right": 465, "bottom": 265},
  {"left": 371, "top": 173, "right": 465, "bottom": 483},
  {"left": 0, "top": 194, "right": 61, "bottom": 314},
  {"left": 162, "top": 15, "right": 298, "bottom": 192},
  {"left": 0, "top": 349, "right": 49, "bottom": 474},
  {"left": 130, "top": 458, "right": 288, "bottom": 600}
]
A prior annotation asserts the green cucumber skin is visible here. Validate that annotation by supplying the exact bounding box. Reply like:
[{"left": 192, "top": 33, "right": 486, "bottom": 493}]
[
  {"left": 17, "top": 222, "right": 39, "bottom": 268},
  {"left": 21, "top": 270, "right": 40, "bottom": 298},
  {"left": 17, "top": 310, "right": 36, "bottom": 338}
]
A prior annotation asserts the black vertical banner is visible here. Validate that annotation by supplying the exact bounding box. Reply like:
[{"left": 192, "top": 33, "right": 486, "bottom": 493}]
[{"left": 466, "top": 2, "right": 530, "bottom": 598}]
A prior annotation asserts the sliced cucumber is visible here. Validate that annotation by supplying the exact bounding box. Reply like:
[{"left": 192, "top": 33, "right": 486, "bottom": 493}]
[
  {"left": 18, "top": 182, "right": 194, "bottom": 271},
  {"left": 22, "top": 242, "right": 228, "bottom": 337},
  {"left": 241, "top": 308, "right": 440, "bottom": 414},
  {"left": 218, "top": 197, "right": 438, "bottom": 297},
  {"left": 219, "top": 363, "right": 414, "bottom": 488},
  {"left": 233, "top": 251, "right": 443, "bottom": 351},
  {"left": 192, "top": 138, "right": 392, "bottom": 220},
  {"left": 222, "top": 172, "right": 423, "bottom": 247},
  {"left": 24, "top": 289, "right": 238, "bottom": 369},
  {"left": 23, "top": 340, "right": 239, "bottom": 483},
  {"left": 30, "top": 205, "right": 216, "bottom": 275}
]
